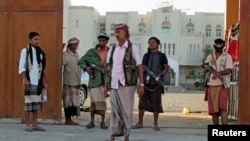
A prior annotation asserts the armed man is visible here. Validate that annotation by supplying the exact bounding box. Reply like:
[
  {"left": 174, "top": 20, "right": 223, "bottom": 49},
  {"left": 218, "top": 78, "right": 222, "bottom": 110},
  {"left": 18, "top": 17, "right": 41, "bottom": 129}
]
[{"left": 79, "top": 32, "right": 110, "bottom": 129}]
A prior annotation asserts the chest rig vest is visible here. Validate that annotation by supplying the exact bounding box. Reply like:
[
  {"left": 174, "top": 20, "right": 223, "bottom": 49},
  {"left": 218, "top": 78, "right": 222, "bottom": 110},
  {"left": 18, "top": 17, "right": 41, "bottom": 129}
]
[{"left": 108, "top": 42, "right": 138, "bottom": 87}]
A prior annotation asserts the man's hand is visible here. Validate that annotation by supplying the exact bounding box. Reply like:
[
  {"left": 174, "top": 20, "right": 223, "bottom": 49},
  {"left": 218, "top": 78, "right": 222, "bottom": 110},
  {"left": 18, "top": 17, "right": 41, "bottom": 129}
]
[
  {"left": 202, "top": 68, "right": 207, "bottom": 73},
  {"left": 23, "top": 78, "right": 30, "bottom": 90},
  {"left": 155, "top": 75, "right": 162, "bottom": 83},
  {"left": 137, "top": 86, "right": 144, "bottom": 98},
  {"left": 103, "top": 87, "right": 109, "bottom": 98},
  {"left": 212, "top": 71, "right": 221, "bottom": 79},
  {"left": 85, "top": 66, "right": 93, "bottom": 75}
]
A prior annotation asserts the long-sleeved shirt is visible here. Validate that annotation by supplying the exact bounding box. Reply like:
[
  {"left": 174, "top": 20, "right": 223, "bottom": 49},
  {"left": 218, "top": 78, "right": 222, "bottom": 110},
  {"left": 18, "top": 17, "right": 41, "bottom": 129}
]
[
  {"left": 18, "top": 46, "right": 39, "bottom": 85},
  {"left": 62, "top": 49, "right": 81, "bottom": 86}
]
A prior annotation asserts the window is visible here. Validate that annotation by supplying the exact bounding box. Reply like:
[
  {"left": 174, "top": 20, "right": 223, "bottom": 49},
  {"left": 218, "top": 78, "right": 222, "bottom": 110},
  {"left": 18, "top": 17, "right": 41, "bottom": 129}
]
[
  {"left": 110, "top": 23, "right": 115, "bottom": 30},
  {"left": 186, "top": 19, "right": 194, "bottom": 34},
  {"left": 186, "top": 70, "right": 195, "bottom": 79},
  {"left": 164, "top": 43, "right": 167, "bottom": 54},
  {"left": 138, "top": 19, "right": 146, "bottom": 33},
  {"left": 110, "top": 23, "right": 116, "bottom": 36},
  {"left": 190, "top": 44, "right": 192, "bottom": 55},
  {"left": 168, "top": 44, "right": 171, "bottom": 55},
  {"left": 205, "top": 25, "right": 212, "bottom": 37},
  {"left": 172, "top": 43, "right": 175, "bottom": 55},
  {"left": 100, "top": 23, "right": 105, "bottom": 33},
  {"left": 216, "top": 25, "right": 222, "bottom": 37},
  {"left": 197, "top": 44, "right": 200, "bottom": 56},
  {"left": 161, "top": 20, "right": 171, "bottom": 35}
]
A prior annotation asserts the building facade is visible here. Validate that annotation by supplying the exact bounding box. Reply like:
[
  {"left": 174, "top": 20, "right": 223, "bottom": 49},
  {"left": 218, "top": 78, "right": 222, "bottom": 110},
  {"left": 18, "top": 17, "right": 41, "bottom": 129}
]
[{"left": 63, "top": 1, "right": 224, "bottom": 89}]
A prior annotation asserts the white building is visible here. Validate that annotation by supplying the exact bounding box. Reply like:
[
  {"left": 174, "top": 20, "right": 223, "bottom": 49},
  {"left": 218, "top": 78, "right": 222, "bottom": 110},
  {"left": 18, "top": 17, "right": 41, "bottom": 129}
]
[{"left": 63, "top": 1, "right": 224, "bottom": 89}]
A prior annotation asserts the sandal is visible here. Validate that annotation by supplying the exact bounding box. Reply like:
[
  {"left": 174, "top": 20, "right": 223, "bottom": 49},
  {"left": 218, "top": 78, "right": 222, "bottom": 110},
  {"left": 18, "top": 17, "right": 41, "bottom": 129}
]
[
  {"left": 86, "top": 122, "right": 95, "bottom": 129},
  {"left": 65, "top": 119, "right": 79, "bottom": 125},
  {"left": 32, "top": 125, "right": 46, "bottom": 131},
  {"left": 132, "top": 123, "right": 143, "bottom": 129},
  {"left": 100, "top": 122, "right": 108, "bottom": 129},
  {"left": 24, "top": 126, "right": 33, "bottom": 132},
  {"left": 153, "top": 124, "right": 160, "bottom": 131}
]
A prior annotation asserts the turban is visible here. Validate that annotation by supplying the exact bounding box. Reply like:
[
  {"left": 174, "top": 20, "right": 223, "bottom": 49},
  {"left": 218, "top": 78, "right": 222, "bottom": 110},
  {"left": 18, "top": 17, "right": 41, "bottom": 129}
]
[
  {"left": 67, "top": 37, "right": 80, "bottom": 45},
  {"left": 114, "top": 23, "right": 130, "bottom": 40},
  {"left": 114, "top": 24, "right": 129, "bottom": 30}
]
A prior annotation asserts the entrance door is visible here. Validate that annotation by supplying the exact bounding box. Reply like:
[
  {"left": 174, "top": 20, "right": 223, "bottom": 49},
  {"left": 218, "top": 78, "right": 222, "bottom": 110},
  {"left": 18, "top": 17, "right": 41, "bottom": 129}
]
[{"left": 0, "top": 0, "right": 63, "bottom": 121}]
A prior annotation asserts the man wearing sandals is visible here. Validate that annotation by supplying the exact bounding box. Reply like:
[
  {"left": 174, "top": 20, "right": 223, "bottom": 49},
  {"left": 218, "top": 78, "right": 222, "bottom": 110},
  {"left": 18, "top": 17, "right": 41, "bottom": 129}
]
[
  {"left": 132, "top": 37, "right": 169, "bottom": 131},
  {"left": 62, "top": 37, "right": 81, "bottom": 125},
  {"left": 18, "top": 32, "right": 46, "bottom": 132},
  {"left": 202, "top": 38, "right": 233, "bottom": 125},
  {"left": 104, "top": 24, "right": 144, "bottom": 141},
  {"left": 79, "top": 33, "right": 110, "bottom": 129}
]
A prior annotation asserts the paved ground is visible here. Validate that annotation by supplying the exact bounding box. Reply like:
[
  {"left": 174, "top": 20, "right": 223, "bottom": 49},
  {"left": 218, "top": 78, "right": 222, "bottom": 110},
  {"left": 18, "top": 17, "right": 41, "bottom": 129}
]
[{"left": 0, "top": 91, "right": 233, "bottom": 141}]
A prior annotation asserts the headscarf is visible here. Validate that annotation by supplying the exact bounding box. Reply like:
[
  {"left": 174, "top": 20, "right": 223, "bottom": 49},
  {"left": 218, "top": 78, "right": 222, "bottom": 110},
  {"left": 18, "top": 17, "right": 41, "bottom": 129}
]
[
  {"left": 114, "top": 24, "right": 130, "bottom": 40},
  {"left": 214, "top": 38, "right": 225, "bottom": 47},
  {"left": 67, "top": 37, "right": 80, "bottom": 45}
]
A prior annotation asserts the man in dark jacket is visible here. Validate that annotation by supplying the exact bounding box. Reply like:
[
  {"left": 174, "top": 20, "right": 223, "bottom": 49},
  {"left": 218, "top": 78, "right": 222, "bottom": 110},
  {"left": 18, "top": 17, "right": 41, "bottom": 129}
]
[{"left": 132, "top": 36, "right": 168, "bottom": 131}]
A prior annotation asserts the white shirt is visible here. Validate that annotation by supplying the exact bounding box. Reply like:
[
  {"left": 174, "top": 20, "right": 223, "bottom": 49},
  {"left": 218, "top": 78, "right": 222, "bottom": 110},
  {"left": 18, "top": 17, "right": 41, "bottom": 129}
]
[{"left": 18, "top": 46, "right": 39, "bottom": 85}]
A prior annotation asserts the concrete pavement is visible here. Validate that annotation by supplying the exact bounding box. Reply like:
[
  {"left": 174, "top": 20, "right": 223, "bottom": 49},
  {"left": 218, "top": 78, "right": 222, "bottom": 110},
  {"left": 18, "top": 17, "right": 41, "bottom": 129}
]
[{"left": 0, "top": 92, "right": 215, "bottom": 141}]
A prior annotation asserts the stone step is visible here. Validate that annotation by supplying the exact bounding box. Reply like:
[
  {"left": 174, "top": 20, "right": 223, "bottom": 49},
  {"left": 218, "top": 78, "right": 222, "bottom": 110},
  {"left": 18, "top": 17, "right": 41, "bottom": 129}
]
[{"left": 164, "top": 85, "right": 187, "bottom": 92}]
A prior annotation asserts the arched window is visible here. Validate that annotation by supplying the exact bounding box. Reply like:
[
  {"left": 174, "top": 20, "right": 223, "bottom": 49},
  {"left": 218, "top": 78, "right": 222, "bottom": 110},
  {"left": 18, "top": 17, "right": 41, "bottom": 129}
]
[
  {"left": 161, "top": 20, "right": 171, "bottom": 35},
  {"left": 205, "top": 24, "right": 212, "bottom": 37},
  {"left": 138, "top": 19, "right": 146, "bottom": 33},
  {"left": 110, "top": 23, "right": 115, "bottom": 36},
  {"left": 186, "top": 19, "right": 194, "bottom": 34},
  {"left": 100, "top": 23, "right": 105, "bottom": 33},
  {"left": 216, "top": 25, "right": 222, "bottom": 37},
  {"left": 110, "top": 23, "right": 115, "bottom": 30}
]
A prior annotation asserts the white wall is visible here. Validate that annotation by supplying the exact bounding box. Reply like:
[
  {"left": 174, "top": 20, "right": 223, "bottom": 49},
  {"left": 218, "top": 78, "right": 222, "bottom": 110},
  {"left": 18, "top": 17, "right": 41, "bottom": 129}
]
[{"left": 63, "top": 3, "right": 224, "bottom": 86}]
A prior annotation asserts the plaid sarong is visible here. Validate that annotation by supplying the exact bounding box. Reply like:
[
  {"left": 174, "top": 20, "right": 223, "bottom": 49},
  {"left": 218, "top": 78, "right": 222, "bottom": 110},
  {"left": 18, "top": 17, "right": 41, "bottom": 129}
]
[
  {"left": 24, "top": 85, "right": 42, "bottom": 112},
  {"left": 109, "top": 86, "right": 135, "bottom": 137},
  {"left": 89, "top": 86, "right": 107, "bottom": 112},
  {"left": 63, "top": 85, "right": 80, "bottom": 116}
]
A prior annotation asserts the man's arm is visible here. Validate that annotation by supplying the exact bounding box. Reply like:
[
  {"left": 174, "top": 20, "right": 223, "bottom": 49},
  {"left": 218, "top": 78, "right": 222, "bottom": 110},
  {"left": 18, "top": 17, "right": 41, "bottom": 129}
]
[
  {"left": 137, "top": 64, "right": 144, "bottom": 97},
  {"left": 20, "top": 71, "right": 30, "bottom": 89},
  {"left": 212, "top": 68, "right": 232, "bottom": 79},
  {"left": 18, "top": 48, "right": 30, "bottom": 89},
  {"left": 156, "top": 64, "right": 168, "bottom": 81},
  {"left": 137, "top": 64, "right": 144, "bottom": 85}
]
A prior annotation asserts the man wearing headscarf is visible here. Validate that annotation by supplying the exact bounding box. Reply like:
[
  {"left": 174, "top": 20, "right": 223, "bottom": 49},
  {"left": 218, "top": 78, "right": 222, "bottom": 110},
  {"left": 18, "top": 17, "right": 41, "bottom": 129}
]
[
  {"left": 79, "top": 32, "right": 110, "bottom": 129},
  {"left": 202, "top": 38, "right": 233, "bottom": 125},
  {"left": 105, "top": 24, "right": 144, "bottom": 141},
  {"left": 62, "top": 37, "right": 81, "bottom": 125}
]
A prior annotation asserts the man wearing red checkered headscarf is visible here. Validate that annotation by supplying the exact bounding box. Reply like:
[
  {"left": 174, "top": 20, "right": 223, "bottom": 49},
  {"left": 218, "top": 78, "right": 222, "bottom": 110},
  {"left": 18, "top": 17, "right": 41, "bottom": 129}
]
[
  {"left": 62, "top": 37, "right": 81, "bottom": 125},
  {"left": 105, "top": 24, "right": 144, "bottom": 141}
]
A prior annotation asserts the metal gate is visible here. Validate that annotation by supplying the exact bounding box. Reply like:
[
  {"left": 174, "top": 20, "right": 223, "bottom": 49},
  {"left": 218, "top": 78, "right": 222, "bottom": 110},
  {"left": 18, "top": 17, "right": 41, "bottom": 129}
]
[{"left": 228, "top": 66, "right": 239, "bottom": 120}]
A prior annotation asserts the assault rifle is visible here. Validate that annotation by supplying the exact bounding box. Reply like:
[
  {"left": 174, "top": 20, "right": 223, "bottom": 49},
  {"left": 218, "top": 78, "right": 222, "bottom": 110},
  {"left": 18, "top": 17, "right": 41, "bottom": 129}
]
[
  {"left": 202, "top": 62, "right": 215, "bottom": 87},
  {"left": 143, "top": 65, "right": 168, "bottom": 92},
  {"left": 86, "top": 61, "right": 106, "bottom": 79}
]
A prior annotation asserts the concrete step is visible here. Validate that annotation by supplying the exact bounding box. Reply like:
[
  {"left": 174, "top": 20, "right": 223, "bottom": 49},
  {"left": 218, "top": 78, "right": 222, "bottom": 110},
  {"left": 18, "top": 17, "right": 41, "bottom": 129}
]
[{"left": 164, "top": 85, "right": 187, "bottom": 92}]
